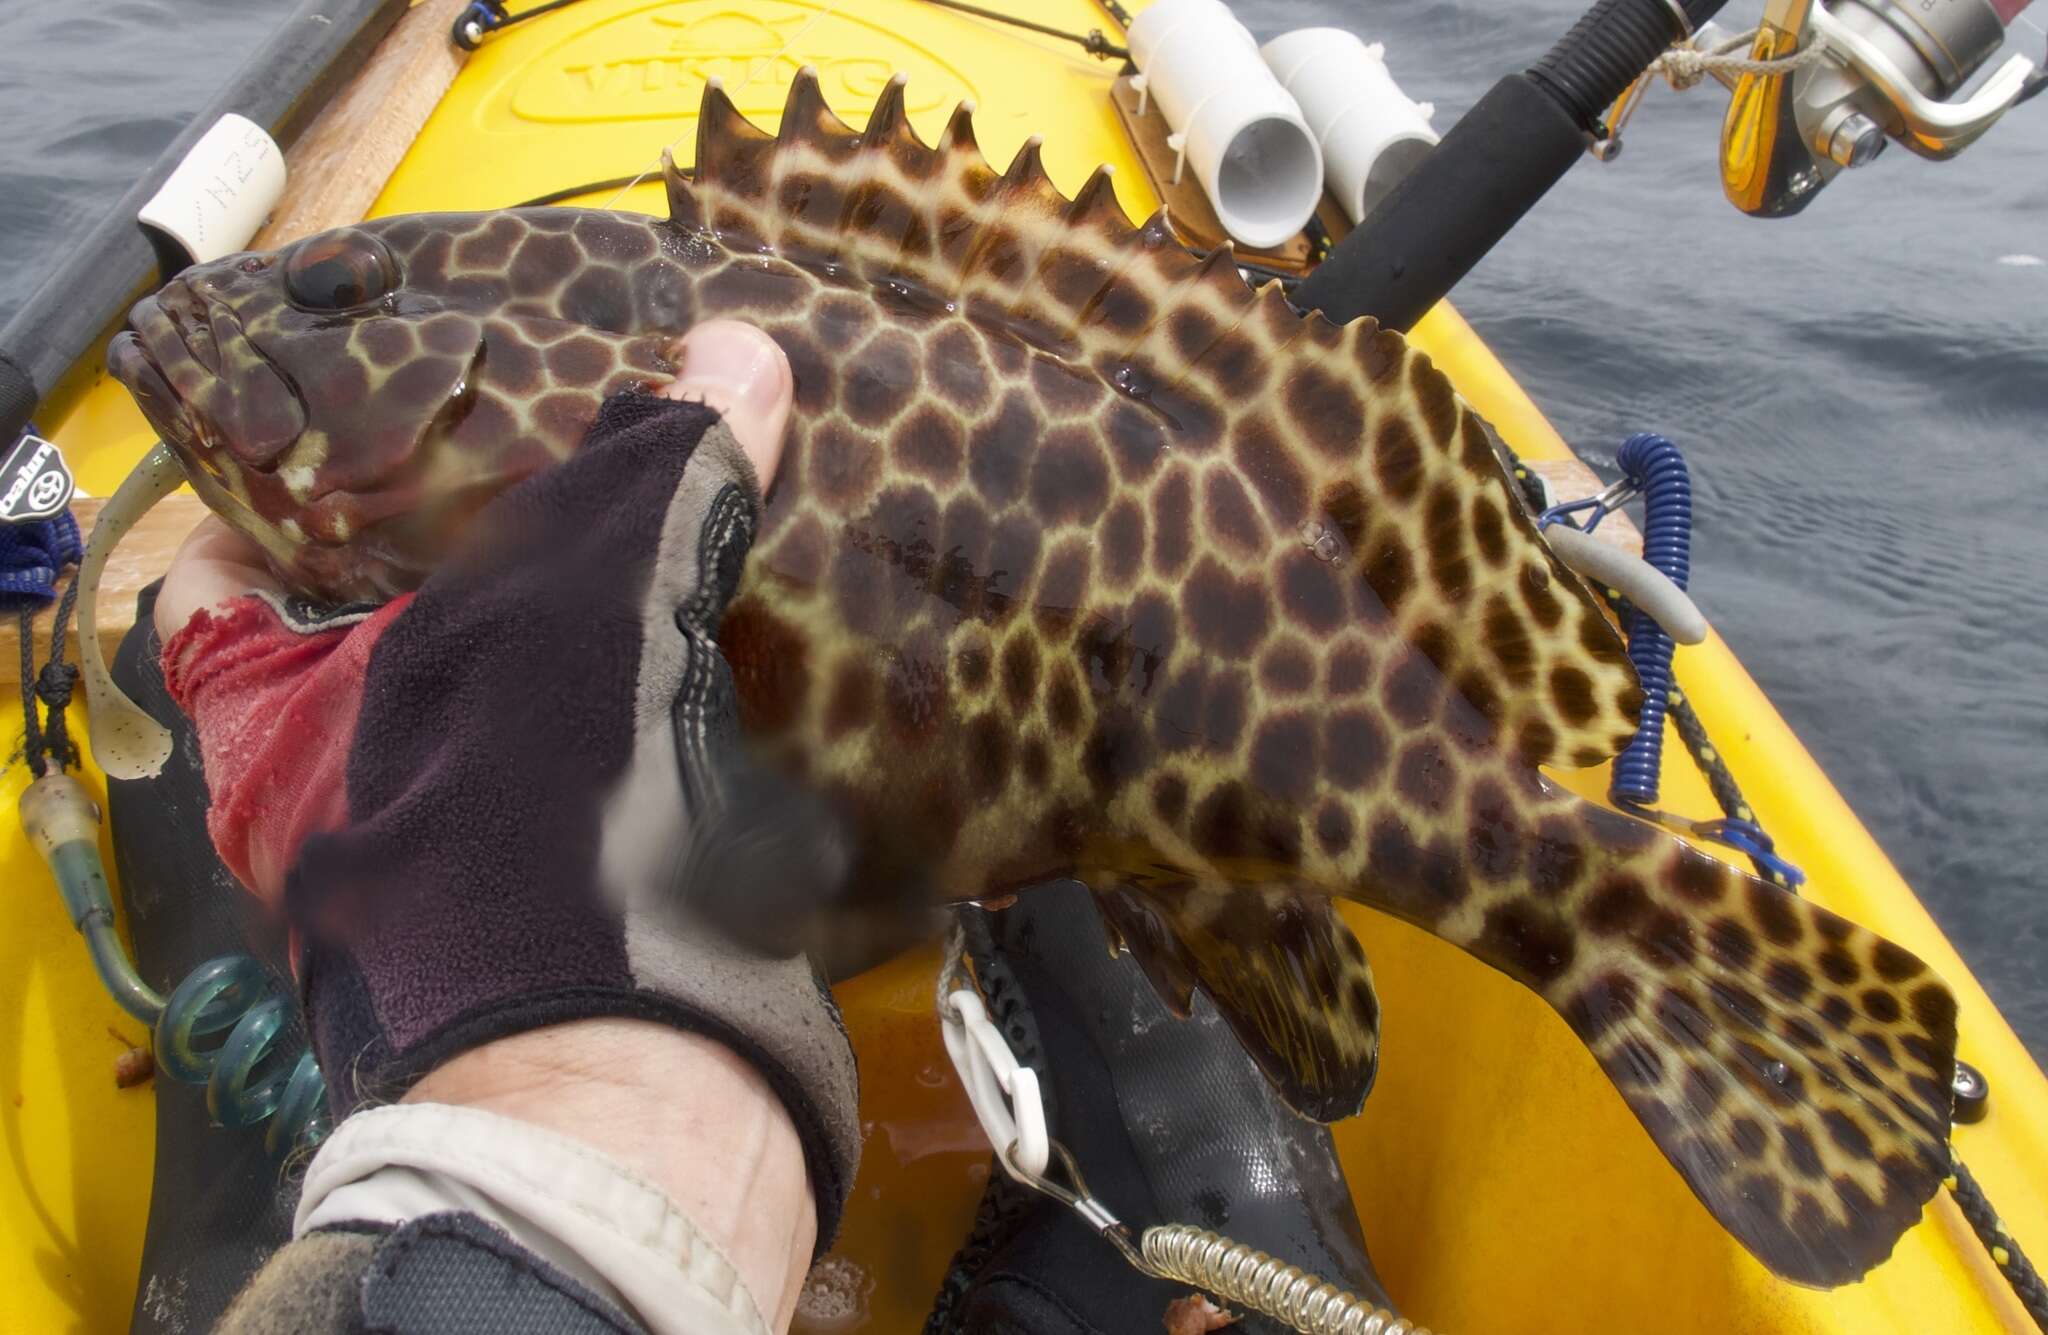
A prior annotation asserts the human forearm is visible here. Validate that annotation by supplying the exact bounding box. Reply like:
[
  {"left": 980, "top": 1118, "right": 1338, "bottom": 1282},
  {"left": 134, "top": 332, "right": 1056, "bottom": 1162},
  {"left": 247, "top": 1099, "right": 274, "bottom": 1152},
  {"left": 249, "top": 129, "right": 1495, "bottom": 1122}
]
[{"left": 403, "top": 1018, "right": 818, "bottom": 1329}]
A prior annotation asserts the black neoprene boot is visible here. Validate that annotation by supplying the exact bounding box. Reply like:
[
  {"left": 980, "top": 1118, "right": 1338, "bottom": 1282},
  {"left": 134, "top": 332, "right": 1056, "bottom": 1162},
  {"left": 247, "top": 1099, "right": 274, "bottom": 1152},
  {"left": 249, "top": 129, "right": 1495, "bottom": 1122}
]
[{"left": 925, "top": 879, "right": 1392, "bottom": 1335}]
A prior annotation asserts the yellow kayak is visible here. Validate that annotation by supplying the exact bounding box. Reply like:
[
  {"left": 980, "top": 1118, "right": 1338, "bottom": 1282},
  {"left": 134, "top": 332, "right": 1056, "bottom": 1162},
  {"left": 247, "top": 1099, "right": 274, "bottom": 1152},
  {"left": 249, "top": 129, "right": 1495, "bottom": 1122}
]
[{"left": 4, "top": 1, "right": 2043, "bottom": 1331}]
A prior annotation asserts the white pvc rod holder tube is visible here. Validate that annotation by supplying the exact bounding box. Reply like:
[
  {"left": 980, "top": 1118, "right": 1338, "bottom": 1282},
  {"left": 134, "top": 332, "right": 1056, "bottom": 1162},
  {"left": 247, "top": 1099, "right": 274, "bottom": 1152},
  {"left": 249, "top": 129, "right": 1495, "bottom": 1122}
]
[
  {"left": 136, "top": 114, "right": 286, "bottom": 266},
  {"left": 1125, "top": 0, "right": 1324, "bottom": 250},
  {"left": 1262, "top": 28, "right": 1439, "bottom": 224}
]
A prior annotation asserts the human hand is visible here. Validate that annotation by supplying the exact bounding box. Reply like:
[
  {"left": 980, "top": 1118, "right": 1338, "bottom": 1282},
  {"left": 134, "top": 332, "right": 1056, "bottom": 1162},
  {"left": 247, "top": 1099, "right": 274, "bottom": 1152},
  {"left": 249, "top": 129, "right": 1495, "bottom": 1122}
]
[{"left": 154, "top": 320, "right": 860, "bottom": 1263}]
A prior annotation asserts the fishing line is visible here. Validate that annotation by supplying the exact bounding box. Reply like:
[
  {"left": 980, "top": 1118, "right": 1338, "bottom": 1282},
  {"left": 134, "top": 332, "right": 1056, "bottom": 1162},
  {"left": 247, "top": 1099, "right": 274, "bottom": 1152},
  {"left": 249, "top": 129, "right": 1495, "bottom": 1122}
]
[
  {"left": 597, "top": 0, "right": 847, "bottom": 214},
  {"left": 452, "top": 0, "right": 590, "bottom": 48},
  {"left": 917, "top": 0, "right": 1129, "bottom": 60},
  {"left": 510, "top": 174, "right": 646, "bottom": 208}
]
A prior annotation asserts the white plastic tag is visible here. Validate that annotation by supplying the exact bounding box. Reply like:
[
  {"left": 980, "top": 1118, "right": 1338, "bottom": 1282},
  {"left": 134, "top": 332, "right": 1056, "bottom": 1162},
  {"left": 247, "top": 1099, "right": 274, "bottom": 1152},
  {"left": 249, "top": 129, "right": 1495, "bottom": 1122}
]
[{"left": 136, "top": 114, "right": 286, "bottom": 265}]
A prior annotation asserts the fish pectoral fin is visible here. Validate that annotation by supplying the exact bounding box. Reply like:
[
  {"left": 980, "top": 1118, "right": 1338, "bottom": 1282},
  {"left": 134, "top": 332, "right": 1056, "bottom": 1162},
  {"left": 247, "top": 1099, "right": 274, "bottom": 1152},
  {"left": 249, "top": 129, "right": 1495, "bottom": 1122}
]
[
  {"left": 1095, "top": 879, "right": 1380, "bottom": 1123},
  {"left": 1093, "top": 883, "right": 1198, "bottom": 1018},
  {"left": 1550, "top": 872, "right": 1958, "bottom": 1288}
]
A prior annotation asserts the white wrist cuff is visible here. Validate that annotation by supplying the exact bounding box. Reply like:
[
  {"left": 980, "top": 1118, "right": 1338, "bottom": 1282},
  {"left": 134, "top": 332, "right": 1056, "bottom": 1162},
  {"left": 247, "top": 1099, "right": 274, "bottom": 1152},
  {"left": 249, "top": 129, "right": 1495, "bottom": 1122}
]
[{"left": 296, "top": 1103, "right": 770, "bottom": 1335}]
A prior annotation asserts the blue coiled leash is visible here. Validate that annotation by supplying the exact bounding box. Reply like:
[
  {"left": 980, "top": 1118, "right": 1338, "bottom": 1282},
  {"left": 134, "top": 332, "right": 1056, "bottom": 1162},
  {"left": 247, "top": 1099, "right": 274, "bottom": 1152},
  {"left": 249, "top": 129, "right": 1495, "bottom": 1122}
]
[
  {"left": 1538, "top": 432, "right": 1804, "bottom": 889},
  {"left": 9, "top": 483, "right": 327, "bottom": 1156},
  {"left": 1606, "top": 432, "right": 1692, "bottom": 809}
]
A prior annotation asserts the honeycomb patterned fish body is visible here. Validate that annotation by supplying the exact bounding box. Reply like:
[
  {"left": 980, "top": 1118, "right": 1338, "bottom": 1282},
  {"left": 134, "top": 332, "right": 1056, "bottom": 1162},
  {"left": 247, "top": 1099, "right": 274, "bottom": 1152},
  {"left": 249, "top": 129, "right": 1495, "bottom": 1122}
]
[{"left": 106, "top": 71, "right": 1959, "bottom": 1288}]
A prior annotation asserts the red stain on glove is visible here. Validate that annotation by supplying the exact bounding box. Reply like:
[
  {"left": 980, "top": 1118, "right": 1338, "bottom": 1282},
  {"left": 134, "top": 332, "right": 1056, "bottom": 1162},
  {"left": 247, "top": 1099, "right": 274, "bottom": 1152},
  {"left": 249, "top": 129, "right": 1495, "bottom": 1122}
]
[{"left": 161, "top": 593, "right": 412, "bottom": 903}]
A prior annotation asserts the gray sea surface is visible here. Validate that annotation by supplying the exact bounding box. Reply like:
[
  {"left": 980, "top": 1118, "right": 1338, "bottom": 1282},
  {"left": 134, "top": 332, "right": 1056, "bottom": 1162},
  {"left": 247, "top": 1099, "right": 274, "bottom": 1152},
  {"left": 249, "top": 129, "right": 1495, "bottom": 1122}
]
[{"left": 1, "top": 0, "right": 2043, "bottom": 1061}]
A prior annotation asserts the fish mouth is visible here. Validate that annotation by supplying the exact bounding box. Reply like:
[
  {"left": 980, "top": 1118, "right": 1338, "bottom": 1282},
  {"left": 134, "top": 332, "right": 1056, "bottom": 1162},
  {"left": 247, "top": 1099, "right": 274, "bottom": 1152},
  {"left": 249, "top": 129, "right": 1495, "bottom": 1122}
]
[
  {"left": 107, "top": 325, "right": 201, "bottom": 452},
  {"left": 109, "top": 284, "right": 307, "bottom": 469},
  {"left": 108, "top": 281, "right": 222, "bottom": 452}
]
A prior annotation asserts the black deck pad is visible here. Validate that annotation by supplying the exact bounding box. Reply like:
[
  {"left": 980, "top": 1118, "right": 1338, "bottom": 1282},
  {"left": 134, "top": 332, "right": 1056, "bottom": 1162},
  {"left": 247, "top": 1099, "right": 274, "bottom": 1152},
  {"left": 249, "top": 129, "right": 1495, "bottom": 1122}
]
[{"left": 109, "top": 583, "right": 299, "bottom": 1335}]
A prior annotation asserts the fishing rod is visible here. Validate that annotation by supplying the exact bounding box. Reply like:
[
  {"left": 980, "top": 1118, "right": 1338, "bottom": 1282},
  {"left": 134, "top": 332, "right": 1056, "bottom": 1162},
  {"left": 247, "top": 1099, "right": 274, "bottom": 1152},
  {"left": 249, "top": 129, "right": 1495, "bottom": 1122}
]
[
  {"left": 1294, "top": 0, "right": 2042, "bottom": 329},
  {"left": 1293, "top": 0, "right": 1731, "bottom": 330}
]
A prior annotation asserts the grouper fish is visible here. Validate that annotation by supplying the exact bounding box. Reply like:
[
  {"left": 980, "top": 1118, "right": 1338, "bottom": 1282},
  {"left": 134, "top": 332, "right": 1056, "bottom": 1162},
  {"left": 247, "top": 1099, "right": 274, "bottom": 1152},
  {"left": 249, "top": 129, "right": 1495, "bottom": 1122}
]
[{"left": 99, "top": 70, "right": 1958, "bottom": 1286}]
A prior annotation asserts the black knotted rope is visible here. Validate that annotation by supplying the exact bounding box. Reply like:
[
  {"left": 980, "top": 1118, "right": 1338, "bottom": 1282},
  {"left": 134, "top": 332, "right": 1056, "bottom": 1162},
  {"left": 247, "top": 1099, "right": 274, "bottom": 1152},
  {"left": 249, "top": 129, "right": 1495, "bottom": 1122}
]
[
  {"left": 13, "top": 555, "right": 82, "bottom": 779},
  {"left": 1952, "top": 1158, "right": 2048, "bottom": 1331}
]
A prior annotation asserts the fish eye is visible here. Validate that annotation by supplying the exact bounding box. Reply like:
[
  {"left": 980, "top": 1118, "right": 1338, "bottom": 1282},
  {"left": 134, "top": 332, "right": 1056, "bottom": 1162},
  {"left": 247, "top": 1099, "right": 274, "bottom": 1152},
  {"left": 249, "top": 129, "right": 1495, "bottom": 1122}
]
[{"left": 284, "top": 234, "right": 398, "bottom": 311}]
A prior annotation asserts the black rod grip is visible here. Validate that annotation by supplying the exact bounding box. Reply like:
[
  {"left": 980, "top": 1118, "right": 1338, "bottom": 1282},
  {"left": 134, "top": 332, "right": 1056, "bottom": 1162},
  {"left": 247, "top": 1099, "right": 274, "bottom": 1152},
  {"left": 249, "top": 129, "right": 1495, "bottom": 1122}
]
[
  {"left": 1529, "top": 0, "right": 1686, "bottom": 125},
  {"left": 1291, "top": 74, "right": 1590, "bottom": 333},
  {"left": 1293, "top": 0, "right": 1728, "bottom": 333},
  {"left": 0, "top": 0, "right": 410, "bottom": 444}
]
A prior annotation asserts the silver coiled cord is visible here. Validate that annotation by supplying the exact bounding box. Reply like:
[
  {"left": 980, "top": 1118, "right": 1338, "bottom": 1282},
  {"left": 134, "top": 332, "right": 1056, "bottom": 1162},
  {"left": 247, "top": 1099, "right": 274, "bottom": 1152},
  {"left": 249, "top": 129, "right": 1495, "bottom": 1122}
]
[{"left": 1139, "top": 1225, "right": 1431, "bottom": 1335}]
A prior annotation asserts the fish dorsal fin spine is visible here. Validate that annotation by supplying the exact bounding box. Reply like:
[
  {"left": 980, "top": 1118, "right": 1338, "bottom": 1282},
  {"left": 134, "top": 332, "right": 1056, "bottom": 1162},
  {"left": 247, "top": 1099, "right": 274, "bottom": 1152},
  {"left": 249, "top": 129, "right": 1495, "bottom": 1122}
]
[
  {"left": 676, "top": 69, "right": 1644, "bottom": 767},
  {"left": 778, "top": 63, "right": 857, "bottom": 153},
  {"left": 1188, "top": 240, "right": 1252, "bottom": 303},
  {"left": 845, "top": 75, "right": 940, "bottom": 272},
  {"left": 660, "top": 148, "right": 697, "bottom": 230},
  {"left": 928, "top": 100, "right": 998, "bottom": 279},
  {"left": 963, "top": 137, "right": 1062, "bottom": 287},
  {"left": 759, "top": 68, "right": 864, "bottom": 266},
  {"left": 1015, "top": 165, "right": 1131, "bottom": 344},
  {"left": 694, "top": 79, "right": 773, "bottom": 190},
  {"left": 860, "top": 73, "right": 919, "bottom": 162},
  {"left": 1063, "top": 165, "right": 1126, "bottom": 241},
  {"left": 693, "top": 79, "right": 776, "bottom": 247},
  {"left": 998, "top": 135, "right": 1060, "bottom": 207}
]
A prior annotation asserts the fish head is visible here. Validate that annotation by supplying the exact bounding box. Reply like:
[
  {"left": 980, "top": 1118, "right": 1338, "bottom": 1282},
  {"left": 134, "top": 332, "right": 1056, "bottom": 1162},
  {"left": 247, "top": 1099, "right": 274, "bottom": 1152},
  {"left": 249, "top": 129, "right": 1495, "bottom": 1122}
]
[{"left": 108, "top": 213, "right": 674, "bottom": 599}]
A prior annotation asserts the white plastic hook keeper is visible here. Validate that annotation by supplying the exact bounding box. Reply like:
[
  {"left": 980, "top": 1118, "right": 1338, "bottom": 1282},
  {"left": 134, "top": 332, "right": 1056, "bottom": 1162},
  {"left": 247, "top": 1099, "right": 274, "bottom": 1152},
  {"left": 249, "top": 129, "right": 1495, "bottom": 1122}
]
[
  {"left": 1261, "top": 29, "right": 1439, "bottom": 224},
  {"left": 940, "top": 987, "right": 1050, "bottom": 1180},
  {"left": 136, "top": 113, "right": 286, "bottom": 266},
  {"left": 1125, "top": 0, "right": 1324, "bottom": 250}
]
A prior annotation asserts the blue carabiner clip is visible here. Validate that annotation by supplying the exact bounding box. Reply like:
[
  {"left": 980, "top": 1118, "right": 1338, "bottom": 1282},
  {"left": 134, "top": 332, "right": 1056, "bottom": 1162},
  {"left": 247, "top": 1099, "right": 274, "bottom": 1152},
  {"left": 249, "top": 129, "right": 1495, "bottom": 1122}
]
[
  {"left": 1538, "top": 476, "right": 1640, "bottom": 536},
  {"left": 1693, "top": 818, "right": 1807, "bottom": 890}
]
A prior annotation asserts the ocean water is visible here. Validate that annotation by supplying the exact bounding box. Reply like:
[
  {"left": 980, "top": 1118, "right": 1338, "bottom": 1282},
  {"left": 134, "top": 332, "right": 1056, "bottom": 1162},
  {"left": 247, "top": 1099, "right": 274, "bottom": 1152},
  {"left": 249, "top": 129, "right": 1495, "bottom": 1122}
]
[{"left": 1, "top": 0, "right": 2043, "bottom": 1066}]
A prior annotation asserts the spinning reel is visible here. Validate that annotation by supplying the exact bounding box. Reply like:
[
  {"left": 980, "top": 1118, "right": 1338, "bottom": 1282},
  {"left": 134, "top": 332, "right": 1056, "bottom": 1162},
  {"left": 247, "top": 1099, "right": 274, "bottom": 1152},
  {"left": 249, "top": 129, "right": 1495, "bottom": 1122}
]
[{"left": 1715, "top": 0, "right": 2043, "bottom": 215}]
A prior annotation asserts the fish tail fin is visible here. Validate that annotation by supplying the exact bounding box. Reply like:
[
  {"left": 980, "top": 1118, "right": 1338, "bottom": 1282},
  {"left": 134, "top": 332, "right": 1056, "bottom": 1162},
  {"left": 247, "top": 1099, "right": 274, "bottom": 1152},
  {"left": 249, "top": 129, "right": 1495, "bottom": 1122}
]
[
  {"left": 1528, "top": 810, "right": 1958, "bottom": 1286},
  {"left": 1094, "top": 879, "right": 1380, "bottom": 1122}
]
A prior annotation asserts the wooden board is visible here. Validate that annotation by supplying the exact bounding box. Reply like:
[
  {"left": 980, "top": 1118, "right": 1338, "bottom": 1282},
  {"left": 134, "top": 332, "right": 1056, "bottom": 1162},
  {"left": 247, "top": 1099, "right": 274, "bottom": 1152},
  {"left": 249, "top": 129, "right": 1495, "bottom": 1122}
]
[{"left": 251, "top": 0, "right": 471, "bottom": 249}]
